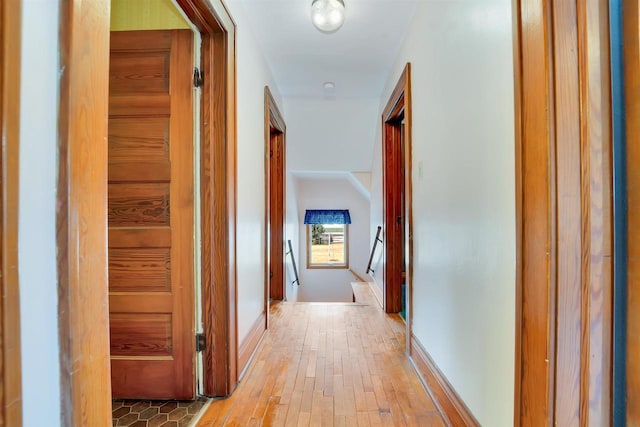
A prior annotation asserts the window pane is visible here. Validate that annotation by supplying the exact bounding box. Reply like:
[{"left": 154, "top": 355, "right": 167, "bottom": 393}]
[{"left": 309, "top": 223, "right": 346, "bottom": 266}]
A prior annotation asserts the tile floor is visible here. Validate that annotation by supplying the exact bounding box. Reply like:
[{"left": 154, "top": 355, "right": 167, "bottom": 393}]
[{"left": 112, "top": 397, "right": 209, "bottom": 427}]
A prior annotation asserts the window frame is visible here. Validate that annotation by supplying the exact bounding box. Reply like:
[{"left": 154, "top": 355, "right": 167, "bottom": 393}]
[{"left": 306, "top": 223, "right": 349, "bottom": 269}]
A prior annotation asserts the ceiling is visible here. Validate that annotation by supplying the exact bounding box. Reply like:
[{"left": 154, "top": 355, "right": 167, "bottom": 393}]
[{"left": 237, "top": 0, "right": 419, "bottom": 99}]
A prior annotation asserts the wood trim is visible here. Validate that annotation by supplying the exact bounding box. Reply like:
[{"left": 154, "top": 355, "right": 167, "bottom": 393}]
[
  {"left": 511, "top": 0, "right": 523, "bottom": 423},
  {"left": 57, "top": 0, "right": 113, "bottom": 424},
  {"left": 237, "top": 311, "right": 267, "bottom": 380},
  {"left": 265, "top": 86, "right": 286, "bottom": 305},
  {"left": 409, "top": 335, "right": 480, "bottom": 427},
  {"left": 175, "top": 0, "right": 239, "bottom": 396},
  {"left": 381, "top": 63, "right": 412, "bottom": 353},
  {"left": 624, "top": 0, "right": 640, "bottom": 422},
  {"left": 0, "top": 0, "right": 22, "bottom": 424},
  {"left": 514, "top": 0, "right": 613, "bottom": 424}
]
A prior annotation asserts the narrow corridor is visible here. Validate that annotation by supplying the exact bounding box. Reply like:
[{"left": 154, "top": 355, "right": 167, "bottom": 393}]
[{"left": 196, "top": 284, "right": 445, "bottom": 426}]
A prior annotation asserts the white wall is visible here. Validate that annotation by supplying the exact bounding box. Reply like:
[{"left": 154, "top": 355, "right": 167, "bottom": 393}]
[
  {"left": 296, "top": 177, "right": 370, "bottom": 302},
  {"left": 370, "top": 1, "right": 516, "bottom": 425},
  {"left": 18, "top": 1, "right": 61, "bottom": 425},
  {"left": 285, "top": 97, "right": 378, "bottom": 172},
  {"left": 224, "top": 0, "right": 284, "bottom": 342}
]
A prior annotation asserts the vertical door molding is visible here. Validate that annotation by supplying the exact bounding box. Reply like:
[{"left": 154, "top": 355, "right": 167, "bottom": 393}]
[
  {"left": 513, "top": 0, "right": 614, "bottom": 424},
  {"left": 175, "top": 0, "right": 239, "bottom": 395},
  {"left": 0, "top": 0, "right": 22, "bottom": 425},
  {"left": 381, "top": 63, "right": 412, "bottom": 318},
  {"left": 624, "top": 0, "right": 640, "bottom": 422},
  {"left": 57, "top": 0, "right": 113, "bottom": 424},
  {"left": 264, "top": 86, "right": 286, "bottom": 306}
]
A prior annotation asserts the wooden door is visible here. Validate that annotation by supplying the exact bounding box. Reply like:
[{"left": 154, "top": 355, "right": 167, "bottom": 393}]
[
  {"left": 268, "top": 130, "right": 285, "bottom": 301},
  {"left": 108, "top": 30, "right": 195, "bottom": 399},
  {"left": 265, "top": 88, "right": 286, "bottom": 303}
]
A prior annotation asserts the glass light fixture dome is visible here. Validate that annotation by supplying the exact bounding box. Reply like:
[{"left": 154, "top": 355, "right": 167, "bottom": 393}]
[{"left": 311, "top": 0, "right": 345, "bottom": 34}]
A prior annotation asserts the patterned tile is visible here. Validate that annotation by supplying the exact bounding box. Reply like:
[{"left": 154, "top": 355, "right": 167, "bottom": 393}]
[{"left": 112, "top": 397, "right": 209, "bottom": 427}]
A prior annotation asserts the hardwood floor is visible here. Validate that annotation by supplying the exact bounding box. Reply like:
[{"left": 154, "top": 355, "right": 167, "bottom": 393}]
[{"left": 196, "top": 284, "right": 445, "bottom": 426}]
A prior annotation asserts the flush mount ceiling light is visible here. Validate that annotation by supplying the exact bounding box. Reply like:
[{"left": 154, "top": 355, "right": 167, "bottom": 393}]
[{"left": 311, "top": 0, "right": 345, "bottom": 34}]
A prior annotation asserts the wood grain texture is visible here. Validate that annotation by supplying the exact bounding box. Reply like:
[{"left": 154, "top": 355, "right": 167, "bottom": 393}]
[
  {"left": 196, "top": 286, "right": 446, "bottom": 427},
  {"left": 381, "top": 64, "right": 411, "bottom": 316},
  {"left": 110, "top": 313, "right": 173, "bottom": 356},
  {"left": 265, "top": 86, "right": 286, "bottom": 302},
  {"left": 108, "top": 29, "right": 195, "bottom": 400},
  {"left": 410, "top": 335, "right": 480, "bottom": 426},
  {"left": 57, "top": 0, "right": 113, "bottom": 424},
  {"left": 174, "top": 0, "right": 239, "bottom": 396},
  {"left": 552, "top": 1, "right": 584, "bottom": 424},
  {"left": 109, "top": 248, "right": 172, "bottom": 292},
  {"left": 0, "top": 0, "right": 22, "bottom": 425},
  {"left": 624, "top": 0, "right": 640, "bottom": 423},
  {"left": 514, "top": 0, "right": 613, "bottom": 424},
  {"left": 515, "top": 0, "right": 557, "bottom": 423},
  {"left": 578, "top": 0, "right": 613, "bottom": 424}
]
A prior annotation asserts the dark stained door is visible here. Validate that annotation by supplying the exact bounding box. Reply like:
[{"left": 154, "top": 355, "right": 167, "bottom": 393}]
[
  {"left": 268, "top": 129, "right": 285, "bottom": 300},
  {"left": 108, "top": 29, "right": 195, "bottom": 399}
]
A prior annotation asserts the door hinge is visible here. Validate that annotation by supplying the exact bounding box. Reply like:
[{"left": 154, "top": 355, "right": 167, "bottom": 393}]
[
  {"left": 196, "top": 333, "right": 206, "bottom": 352},
  {"left": 193, "top": 68, "right": 204, "bottom": 88}
]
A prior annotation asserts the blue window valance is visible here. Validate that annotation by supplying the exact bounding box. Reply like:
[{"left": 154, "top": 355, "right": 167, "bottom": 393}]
[{"left": 304, "top": 209, "right": 351, "bottom": 225}]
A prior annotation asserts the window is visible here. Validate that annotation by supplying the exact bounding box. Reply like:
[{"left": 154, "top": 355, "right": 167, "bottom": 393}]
[{"left": 304, "top": 210, "right": 350, "bottom": 269}]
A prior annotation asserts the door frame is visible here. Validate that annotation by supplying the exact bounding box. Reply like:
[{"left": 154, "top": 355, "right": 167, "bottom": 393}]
[
  {"left": 175, "top": 0, "right": 239, "bottom": 397},
  {"left": 381, "top": 63, "right": 412, "bottom": 322},
  {"left": 57, "top": 0, "right": 238, "bottom": 422},
  {"left": 623, "top": 0, "right": 639, "bottom": 422},
  {"left": 1, "top": 0, "right": 22, "bottom": 424},
  {"left": 513, "top": 0, "right": 614, "bottom": 424},
  {"left": 264, "top": 86, "right": 286, "bottom": 305}
]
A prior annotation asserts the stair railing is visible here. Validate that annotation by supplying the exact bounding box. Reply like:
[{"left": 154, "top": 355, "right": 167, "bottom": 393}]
[
  {"left": 366, "top": 226, "right": 383, "bottom": 274},
  {"left": 286, "top": 239, "right": 300, "bottom": 286}
]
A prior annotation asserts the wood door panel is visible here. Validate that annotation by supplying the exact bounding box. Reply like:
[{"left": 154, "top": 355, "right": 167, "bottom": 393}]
[
  {"left": 108, "top": 29, "right": 194, "bottom": 399},
  {"left": 109, "top": 52, "right": 170, "bottom": 94},
  {"left": 109, "top": 294, "right": 173, "bottom": 313},
  {"left": 109, "top": 160, "right": 171, "bottom": 182},
  {"left": 109, "top": 248, "right": 171, "bottom": 292},
  {"left": 110, "top": 360, "right": 179, "bottom": 399},
  {"left": 109, "top": 95, "right": 171, "bottom": 117},
  {"left": 109, "top": 227, "right": 171, "bottom": 248},
  {"left": 108, "top": 183, "right": 171, "bottom": 226},
  {"left": 109, "top": 117, "right": 170, "bottom": 159},
  {"left": 110, "top": 314, "right": 173, "bottom": 356}
]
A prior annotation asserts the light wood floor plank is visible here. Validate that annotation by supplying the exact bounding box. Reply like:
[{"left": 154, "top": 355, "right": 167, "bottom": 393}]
[{"left": 195, "top": 284, "right": 445, "bottom": 426}]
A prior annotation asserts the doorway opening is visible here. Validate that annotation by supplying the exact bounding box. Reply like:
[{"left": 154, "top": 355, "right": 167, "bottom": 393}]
[
  {"left": 381, "top": 63, "right": 413, "bottom": 344},
  {"left": 265, "top": 86, "right": 286, "bottom": 304}
]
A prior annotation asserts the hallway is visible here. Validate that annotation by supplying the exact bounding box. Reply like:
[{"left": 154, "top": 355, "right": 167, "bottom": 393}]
[{"left": 196, "top": 284, "right": 445, "bottom": 426}]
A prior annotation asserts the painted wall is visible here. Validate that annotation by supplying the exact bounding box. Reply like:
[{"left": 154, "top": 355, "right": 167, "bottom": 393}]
[
  {"left": 284, "top": 97, "right": 378, "bottom": 172},
  {"left": 370, "top": 1, "right": 516, "bottom": 425},
  {"left": 111, "top": 0, "right": 189, "bottom": 30},
  {"left": 18, "top": 0, "right": 61, "bottom": 425},
  {"left": 296, "top": 176, "right": 370, "bottom": 302},
  {"left": 224, "top": 0, "right": 284, "bottom": 342}
]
